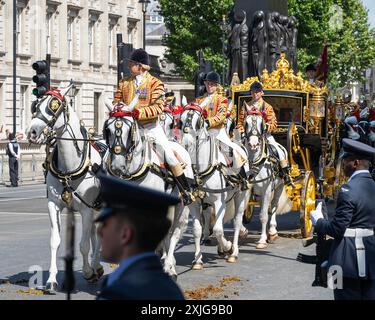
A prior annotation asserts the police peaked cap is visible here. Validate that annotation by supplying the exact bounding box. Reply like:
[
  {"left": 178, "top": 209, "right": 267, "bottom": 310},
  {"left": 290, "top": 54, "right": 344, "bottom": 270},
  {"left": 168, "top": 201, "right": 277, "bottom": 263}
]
[
  {"left": 95, "top": 175, "right": 180, "bottom": 223},
  {"left": 341, "top": 138, "right": 375, "bottom": 161},
  {"left": 129, "top": 48, "right": 150, "bottom": 66},
  {"left": 305, "top": 63, "right": 317, "bottom": 72},
  {"left": 204, "top": 71, "right": 221, "bottom": 84},
  {"left": 250, "top": 81, "right": 263, "bottom": 92}
]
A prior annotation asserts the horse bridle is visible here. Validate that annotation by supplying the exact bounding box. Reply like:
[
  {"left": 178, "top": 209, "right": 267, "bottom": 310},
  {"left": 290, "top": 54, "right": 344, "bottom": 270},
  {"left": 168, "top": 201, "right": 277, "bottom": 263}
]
[
  {"left": 159, "top": 108, "right": 174, "bottom": 130},
  {"left": 103, "top": 113, "right": 137, "bottom": 159},
  {"left": 181, "top": 105, "right": 205, "bottom": 133},
  {"left": 31, "top": 92, "right": 69, "bottom": 139}
]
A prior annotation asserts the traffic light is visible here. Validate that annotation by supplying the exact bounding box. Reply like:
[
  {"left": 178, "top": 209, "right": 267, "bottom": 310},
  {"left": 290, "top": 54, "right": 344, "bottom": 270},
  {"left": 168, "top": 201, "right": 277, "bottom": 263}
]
[{"left": 32, "top": 60, "right": 50, "bottom": 97}]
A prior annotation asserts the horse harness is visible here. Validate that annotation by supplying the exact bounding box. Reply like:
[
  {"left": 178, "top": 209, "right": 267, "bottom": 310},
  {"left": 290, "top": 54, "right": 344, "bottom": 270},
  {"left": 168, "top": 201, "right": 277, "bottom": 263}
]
[
  {"left": 33, "top": 91, "right": 102, "bottom": 209},
  {"left": 103, "top": 110, "right": 175, "bottom": 185}
]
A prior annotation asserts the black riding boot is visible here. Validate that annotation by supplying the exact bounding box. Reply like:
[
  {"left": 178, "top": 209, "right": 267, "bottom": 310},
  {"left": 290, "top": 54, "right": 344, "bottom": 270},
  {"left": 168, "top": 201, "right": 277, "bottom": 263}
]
[
  {"left": 175, "top": 174, "right": 196, "bottom": 205},
  {"left": 281, "top": 166, "right": 293, "bottom": 186}
]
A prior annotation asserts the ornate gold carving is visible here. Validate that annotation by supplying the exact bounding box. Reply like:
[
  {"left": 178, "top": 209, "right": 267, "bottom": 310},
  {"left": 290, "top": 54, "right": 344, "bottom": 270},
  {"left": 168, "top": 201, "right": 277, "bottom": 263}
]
[{"left": 231, "top": 53, "right": 329, "bottom": 95}]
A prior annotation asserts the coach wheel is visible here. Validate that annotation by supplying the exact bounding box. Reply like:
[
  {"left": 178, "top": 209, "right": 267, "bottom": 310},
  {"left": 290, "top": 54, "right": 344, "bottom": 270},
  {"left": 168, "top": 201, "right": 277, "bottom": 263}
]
[
  {"left": 300, "top": 171, "right": 316, "bottom": 239},
  {"left": 333, "top": 149, "right": 347, "bottom": 200}
]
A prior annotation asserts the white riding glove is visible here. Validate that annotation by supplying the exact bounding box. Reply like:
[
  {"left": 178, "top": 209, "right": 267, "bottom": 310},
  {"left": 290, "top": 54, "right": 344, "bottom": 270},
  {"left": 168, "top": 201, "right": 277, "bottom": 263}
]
[{"left": 310, "top": 202, "right": 324, "bottom": 226}]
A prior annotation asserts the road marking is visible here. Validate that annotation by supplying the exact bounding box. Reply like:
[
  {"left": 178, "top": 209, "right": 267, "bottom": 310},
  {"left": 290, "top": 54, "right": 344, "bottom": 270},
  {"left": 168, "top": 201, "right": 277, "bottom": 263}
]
[
  {"left": 0, "top": 188, "right": 46, "bottom": 196},
  {"left": 0, "top": 212, "right": 80, "bottom": 216},
  {"left": 0, "top": 196, "right": 46, "bottom": 202}
]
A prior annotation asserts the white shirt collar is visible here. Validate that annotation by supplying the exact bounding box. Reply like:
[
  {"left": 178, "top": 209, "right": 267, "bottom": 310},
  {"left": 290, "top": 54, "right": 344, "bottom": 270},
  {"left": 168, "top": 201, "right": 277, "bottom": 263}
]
[
  {"left": 348, "top": 169, "right": 369, "bottom": 182},
  {"left": 135, "top": 72, "right": 146, "bottom": 88}
]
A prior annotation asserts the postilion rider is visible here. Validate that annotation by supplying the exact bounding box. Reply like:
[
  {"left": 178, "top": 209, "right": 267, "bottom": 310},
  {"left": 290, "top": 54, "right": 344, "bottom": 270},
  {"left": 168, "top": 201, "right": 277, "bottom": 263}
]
[
  {"left": 237, "top": 81, "right": 293, "bottom": 185},
  {"left": 193, "top": 71, "right": 249, "bottom": 185},
  {"left": 112, "top": 48, "right": 195, "bottom": 205}
]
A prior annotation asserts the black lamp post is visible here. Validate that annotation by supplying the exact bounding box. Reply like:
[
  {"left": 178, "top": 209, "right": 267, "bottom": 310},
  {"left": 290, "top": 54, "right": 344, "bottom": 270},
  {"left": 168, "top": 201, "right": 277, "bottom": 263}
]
[
  {"left": 139, "top": 0, "right": 150, "bottom": 50},
  {"left": 220, "top": 15, "right": 228, "bottom": 87}
]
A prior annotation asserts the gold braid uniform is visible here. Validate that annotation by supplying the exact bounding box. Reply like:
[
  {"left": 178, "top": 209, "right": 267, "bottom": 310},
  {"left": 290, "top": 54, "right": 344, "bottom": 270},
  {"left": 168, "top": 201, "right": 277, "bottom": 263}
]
[{"left": 113, "top": 72, "right": 165, "bottom": 125}]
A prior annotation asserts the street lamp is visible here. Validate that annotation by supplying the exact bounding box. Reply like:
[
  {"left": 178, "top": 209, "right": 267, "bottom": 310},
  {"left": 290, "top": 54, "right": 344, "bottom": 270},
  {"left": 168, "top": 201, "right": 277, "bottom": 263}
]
[
  {"left": 139, "top": 0, "right": 150, "bottom": 50},
  {"left": 219, "top": 15, "right": 228, "bottom": 87}
]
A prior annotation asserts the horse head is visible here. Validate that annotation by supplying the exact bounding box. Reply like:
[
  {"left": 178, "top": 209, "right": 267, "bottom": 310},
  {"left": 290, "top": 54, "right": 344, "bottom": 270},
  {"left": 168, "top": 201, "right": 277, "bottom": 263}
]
[
  {"left": 244, "top": 103, "right": 267, "bottom": 157},
  {"left": 179, "top": 102, "right": 206, "bottom": 151},
  {"left": 158, "top": 107, "right": 175, "bottom": 138},
  {"left": 28, "top": 83, "right": 74, "bottom": 144},
  {"left": 103, "top": 98, "right": 139, "bottom": 177}
]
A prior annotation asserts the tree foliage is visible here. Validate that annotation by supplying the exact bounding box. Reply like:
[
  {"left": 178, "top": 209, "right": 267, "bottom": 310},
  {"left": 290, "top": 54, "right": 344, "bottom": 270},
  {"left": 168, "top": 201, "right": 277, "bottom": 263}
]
[
  {"left": 159, "top": 0, "right": 234, "bottom": 81},
  {"left": 160, "top": 0, "right": 375, "bottom": 89},
  {"left": 289, "top": 0, "right": 375, "bottom": 89}
]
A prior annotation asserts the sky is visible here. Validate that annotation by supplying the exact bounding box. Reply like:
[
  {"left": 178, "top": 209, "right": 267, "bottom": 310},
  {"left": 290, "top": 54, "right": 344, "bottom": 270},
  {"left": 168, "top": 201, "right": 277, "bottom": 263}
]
[{"left": 362, "top": 0, "right": 375, "bottom": 28}]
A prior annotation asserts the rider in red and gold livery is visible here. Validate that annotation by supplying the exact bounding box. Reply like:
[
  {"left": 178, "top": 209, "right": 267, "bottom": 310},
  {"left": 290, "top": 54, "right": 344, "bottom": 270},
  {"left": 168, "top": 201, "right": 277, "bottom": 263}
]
[
  {"left": 237, "top": 81, "right": 293, "bottom": 185},
  {"left": 113, "top": 49, "right": 194, "bottom": 204}
]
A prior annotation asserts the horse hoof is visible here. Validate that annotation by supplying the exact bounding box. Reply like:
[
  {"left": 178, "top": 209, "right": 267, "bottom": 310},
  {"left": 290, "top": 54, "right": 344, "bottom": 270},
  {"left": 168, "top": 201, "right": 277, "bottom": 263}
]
[
  {"left": 227, "top": 256, "right": 238, "bottom": 263},
  {"left": 45, "top": 282, "right": 58, "bottom": 294},
  {"left": 224, "top": 244, "right": 234, "bottom": 256},
  {"left": 96, "top": 266, "right": 104, "bottom": 280},
  {"left": 217, "top": 250, "right": 226, "bottom": 258},
  {"left": 256, "top": 242, "right": 268, "bottom": 249},
  {"left": 84, "top": 273, "right": 98, "bottom": 284},
  {"left": 192, "top": 262, "right": 204, "bottom": 270},
  {"left": 268, "top": 233, "right": 279, "bottom": 243}
]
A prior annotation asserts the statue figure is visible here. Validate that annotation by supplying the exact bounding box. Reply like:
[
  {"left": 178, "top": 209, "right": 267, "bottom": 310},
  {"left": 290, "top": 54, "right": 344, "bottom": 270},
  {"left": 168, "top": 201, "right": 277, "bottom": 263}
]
[
  {"left": 266, "top": 12, "right": 281, "bottom": 72},
  {"left": 250, "top": 11, "right": 267, "bottom": 79},
  {"left": 227, "top": 9, "right": 249, "bottom": 83},
  {"left": 278, "top": 15, "right": 289, "bottom": 57},
  {"left": 288, "top": 16, "right": 298, "bottom": 72}
]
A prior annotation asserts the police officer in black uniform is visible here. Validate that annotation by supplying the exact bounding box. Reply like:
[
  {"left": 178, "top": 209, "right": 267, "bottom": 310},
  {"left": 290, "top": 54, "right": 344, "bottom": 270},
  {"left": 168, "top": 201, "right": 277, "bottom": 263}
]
[
  {"left": 6, "top": 133, "right": 20, "bottom": 187},
  {"left": 96, "top": 175, "right": 185, "bottom": 300},
  {"left": 310, "top": 138, "right": 375, "bottom": 300}
]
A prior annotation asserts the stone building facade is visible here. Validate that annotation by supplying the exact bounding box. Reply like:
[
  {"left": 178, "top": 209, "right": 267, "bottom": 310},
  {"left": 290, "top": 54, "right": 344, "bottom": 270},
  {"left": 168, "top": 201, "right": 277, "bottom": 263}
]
[
  {"left": 0, "top": 0, "right": 143, "bottom": 138},
  {"left": 0, "top": 0, "right": 143, "bottom": 184}
]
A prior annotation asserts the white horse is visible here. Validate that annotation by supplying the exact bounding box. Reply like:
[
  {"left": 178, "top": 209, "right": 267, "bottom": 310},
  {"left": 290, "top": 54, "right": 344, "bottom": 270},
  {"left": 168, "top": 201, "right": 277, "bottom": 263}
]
[
  {"left": 243, "top": 109, "right": 292, "bottom": 249},
  {"left": 179, "top": 104, "right": 250, "bottom": 263},
  {"left": 27, "top": 84, "right": 103, "bottom": 292},
  {"left": 102, "top": 100, "right": 202, "bottom": 279}
]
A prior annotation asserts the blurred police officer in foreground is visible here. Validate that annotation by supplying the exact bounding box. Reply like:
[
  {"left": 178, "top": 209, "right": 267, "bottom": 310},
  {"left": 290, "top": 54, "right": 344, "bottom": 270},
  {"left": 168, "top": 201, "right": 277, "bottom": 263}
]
[
  {"left": 96, "top": 175, "right": 185, "bottom": 300},
  {"left": 310, "top": 138, "right": 375, "bottom": 300}
]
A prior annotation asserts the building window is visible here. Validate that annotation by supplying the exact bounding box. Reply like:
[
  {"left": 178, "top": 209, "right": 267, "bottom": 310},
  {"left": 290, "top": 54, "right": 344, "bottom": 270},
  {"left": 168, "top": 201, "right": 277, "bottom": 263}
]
[
  {"left": 20, "top": 85, "right": 28, "bottom": 132},
  {"left": 0, "top": 3, "right": 5, "bottom": 51},
  {"left": 67, "top": 17, "right": 74, "bottom": 59},
  {"left": 46, "top": 12, "right": 52, "bottom": 54},
  {"left": 89, "top": 13, "right": 100, "bottom": 62},
  {"left": 16, "top": 7, "right": 23, "bottom": 52},
  {"left": 94, "top": 92, "right": 101, "bottom": 131},
  {"left": 108, "top": 24, "right": 114, "bottom": 65}
]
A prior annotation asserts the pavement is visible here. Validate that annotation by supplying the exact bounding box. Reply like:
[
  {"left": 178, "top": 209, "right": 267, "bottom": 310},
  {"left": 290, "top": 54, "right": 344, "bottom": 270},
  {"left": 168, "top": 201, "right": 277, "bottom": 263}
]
[{"left": 0, "top": 183, "right": 333, "bottom": 300}]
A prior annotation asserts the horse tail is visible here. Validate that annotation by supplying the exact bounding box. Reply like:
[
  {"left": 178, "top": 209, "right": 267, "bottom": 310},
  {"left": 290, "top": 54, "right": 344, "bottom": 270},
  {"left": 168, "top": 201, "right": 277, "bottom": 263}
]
[{"left": 273, "top": 184, "right": 292, "bottom": 215}]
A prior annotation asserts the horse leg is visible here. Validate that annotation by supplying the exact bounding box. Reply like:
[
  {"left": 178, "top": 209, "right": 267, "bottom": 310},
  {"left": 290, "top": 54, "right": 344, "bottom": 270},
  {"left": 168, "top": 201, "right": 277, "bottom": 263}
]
[
  {"left": 213, "top": 195, "right": 232, "bottom": 257},
  {"left": 46, "top": 201, "right": 62, "bottom": 293},
  {"left": 191, "top": 203, "right": 203, "bottom": 270},
  {"left": 90, "top": 216, "right": 103, "bottom": 279},
  {"left": 163, "top": 204, "right": 187, "bottom": 280},
  {"left": 201, "top": 206, "right": 213, "bottom": 244},
  {"left": 80, "top": 207, "right": 95, "bottom": 282},
  {"left": 256, "top": 187, "right": 272, "bottom": 249},
  {"left": 268, "top": 208, "right": 279, "bottom": 243},
  {"left": 228, "top": 190, "right": 249, "bottom": 263}
]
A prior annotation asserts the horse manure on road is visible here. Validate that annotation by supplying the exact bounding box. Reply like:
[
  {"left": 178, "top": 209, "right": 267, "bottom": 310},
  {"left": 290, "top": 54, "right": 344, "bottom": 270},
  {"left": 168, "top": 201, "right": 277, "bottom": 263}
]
[
  {"left": 184, "top": 276, "right": 242, "bottom": 300},
  {"left": 16, "top": 288, "right": 44, "bottom": 295}
]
